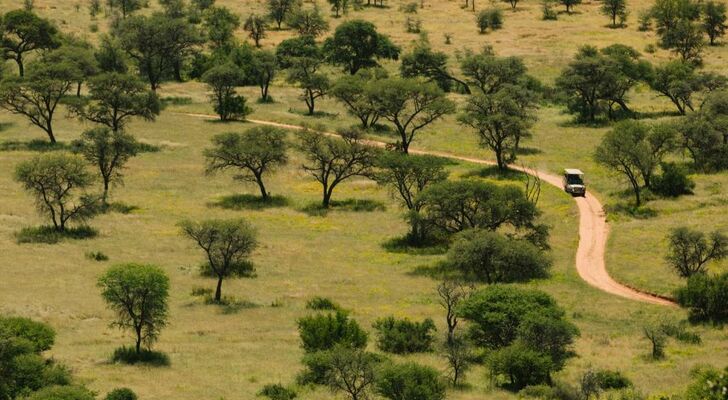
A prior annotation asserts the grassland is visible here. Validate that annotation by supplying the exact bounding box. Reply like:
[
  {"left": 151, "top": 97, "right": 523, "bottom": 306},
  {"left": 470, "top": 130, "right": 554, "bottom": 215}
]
[{"left": 1, "top": 0, "right": 728, "bottom": 398}]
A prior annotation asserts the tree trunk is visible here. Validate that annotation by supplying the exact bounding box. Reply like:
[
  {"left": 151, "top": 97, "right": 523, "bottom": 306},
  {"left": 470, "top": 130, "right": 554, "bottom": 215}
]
[
  {"left": 215, "top": 276, "right": 224, "bottom": 302},
  {"left": 135, "top": 325, "right": 143, "bottom": 354},
  {"left": 16, "top": 56, "right": 24, "bottom": 77},
  {"left": 46, "top": 123, "right": 57, "bottom": 144},
  {"left": 255, "top": 174, "right": 268, "bottom": 200},
  {"left": 77, "top": 82, "right": 83, "bottom": 97},
  {"left": 102, "top": 178, "right": 110, "bottom": 206},
  {"left": 322, "top": 185, "right": 332, "bottom": 208}
]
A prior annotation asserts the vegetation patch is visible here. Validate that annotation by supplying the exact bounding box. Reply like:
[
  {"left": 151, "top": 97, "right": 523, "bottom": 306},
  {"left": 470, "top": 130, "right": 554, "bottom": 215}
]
[
  {"left": 211, "top": 194, "right": 289, "bottom": 210},
  {"left": 110, "top": 346, "right": 170, "bottom": 367},
  {"left": 16, "top": 225, "right": 98, "bottom": 244}
]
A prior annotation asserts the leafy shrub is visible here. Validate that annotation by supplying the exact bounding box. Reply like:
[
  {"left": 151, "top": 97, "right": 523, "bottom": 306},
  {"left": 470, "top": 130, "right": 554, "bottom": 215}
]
[
  {"left": 652, "top": 162, "right": 695, "bottom": 197},
  {"left": 444, "top": 229, "right": 551, "bottom": 283},
  {"left": 372, "top": 316, "right": 436, "bottom": 354},
  {"left": 298, "top": 350, "right": 332, "bottom": 385},
  {"left": 542, "top": 0, "right": 558, "bottom": 20},
  {"left": 487, "top": 8, "right": 504, "bottom": 29},
  {"left": 488, "top": 343, "right": 553, "bottom": 389},
  {"left": 22, "top": 386, "right": 95, "bottom": 400},
  {"left": 306, "top": 297, "right": 341, "bottom": 311},
  {"left": 375, "top": 362, "right": 446, "bottom": 400},
  {"left": 297, "top": 311, "right": 368, "bottom": 353},
  {"left": 191, "top": 287, "right": 213, "bottom": 297},
  {"left": 675, "top": 272, "right": 728, "bottom": 324},
  {"left": 105, "top": 388, "right": 138, "bottom": 400},
  {"left": 258, "top": 383, "right": 297, "bottom": 400},
  {"left": 111, "top": 346, "right": 170, "bottom": 366},
  {"left": 85, "top": 251, "right": 109, "bottom": 261},
  {"left": 660, "top": 321, "right": 702, "bottom": 344},
  {"left": 0, "top": 316, "right": 56, "bottom": 352},
  {"left": 685, "top": 366, "right": 728, "bottom": 400},
  {"left": 593, "top": 369, "right": 632, "bottom": 390}
]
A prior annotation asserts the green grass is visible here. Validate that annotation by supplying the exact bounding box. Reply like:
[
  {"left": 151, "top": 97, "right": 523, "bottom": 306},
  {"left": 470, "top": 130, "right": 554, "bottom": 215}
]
[
  {"left": 15, "top": 225, "right": 98, "bottom": 244},
  {"left": 1, "top": 0, "right": 727, "bottom": 398}
]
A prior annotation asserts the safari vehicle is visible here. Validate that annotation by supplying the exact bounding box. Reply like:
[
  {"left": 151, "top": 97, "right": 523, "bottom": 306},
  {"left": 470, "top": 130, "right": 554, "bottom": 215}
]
[{"left": 563, "top": 169, "right": 586, "bottom": 197}]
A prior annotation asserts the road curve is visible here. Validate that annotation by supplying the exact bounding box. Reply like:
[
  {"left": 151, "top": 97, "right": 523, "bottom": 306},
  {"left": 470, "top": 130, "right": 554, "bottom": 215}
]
[{"left": 180, "top": 112, "right": 676, "bottom": 306}]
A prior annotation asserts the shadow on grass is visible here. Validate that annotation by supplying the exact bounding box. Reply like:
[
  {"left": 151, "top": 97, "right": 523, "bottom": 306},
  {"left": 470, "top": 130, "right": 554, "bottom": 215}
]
[
  {"left": 408, "top": 262, "right": 454, "bottom": 279},
  {"left": 111, "top": 346, "right": 170, "bottom": 367},
  {"left": 381, "top": 235, "right": 448, "bottom": 255},
  {"left": 0, "top": 139, "right": 69, "bottom": 152},
  {"left": 16, "top": 225, "right": 98, "bottom": 244},
  {"left": 287, "top": 108, "right": 340, "bottom": 119},
  {"left": 299, "top": 198, "right": 386, "bottom": 216},
  {"left": 462, "top": 165, "right": 527, "bottom": 181},
  {"left": 0, "top": 122, "right": 14, "bottom": 132},
  {"left": 190, "top": 288, "right": 260, "bottom": 314},
  {"left": 160, "top": 96, "right": 192, "bottom": 106},
  {"left": 516, "top": 146, "right": 542, "bottom": 155},
  {"left": 604, "top": 202, "right": 658, "bottom": 219},
  {"left": 104, "top": 202, "right": 140, "bottom": 214},
  {"left": 210, "top": 194, "right": 289, "bottom": 211}
]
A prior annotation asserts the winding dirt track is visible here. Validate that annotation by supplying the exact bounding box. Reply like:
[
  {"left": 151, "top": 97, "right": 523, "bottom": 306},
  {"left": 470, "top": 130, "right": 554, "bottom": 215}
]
[{"left": 180, "top": 112, "right": 676, "bottom": 306}]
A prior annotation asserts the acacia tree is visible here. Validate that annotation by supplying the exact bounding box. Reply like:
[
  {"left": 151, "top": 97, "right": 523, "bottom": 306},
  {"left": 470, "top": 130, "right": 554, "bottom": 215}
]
[
  {"left": 249, "top": 49, "right": 277, "bottom": 102},
  {"left": 594, "top": 120, "right": 665, "bottom": 206},
  {"left": 324, "top": 345, "right": 380, "bottom": 400},
  {"left": 268, "top": 0, "right": 297, "bottom": 29},
  {"left": 368, "top": 77, "right": 455, "bottom": 154},
  {"left": 244, "top": 14, "right": 267, "bottom": 47},
  {"left": 374, "top": 152, "right": 449, "bottom": 242},
  {"left": 601, "top": 0, "right": 628, "bottom": 27},
  {"left": 330, "top": 68, "right": 387, "bottom": 129},
  {"left": 70, "top": 73, "right": 160, "bottom": 133},
  {"left": 322, "top": 20, "right": 400, "bottom": 74},
  {"left": 0, "top": 60, "right": 79, "bottom": 143},
  {"left": 286, "top": 6, "right": 330, "bottom": 37},
  {"left": 459, "top": 84, "right": 537, "bottom": 170},
  {"left": 0, "top": 10, "right": 59, "bottom": 77},
  {"left": 298, "top": 129, "right": 377, "bottom": 208},
  {"left": 202, "top": 63, "right": 252, "bottom": 121},
  {"left": 74, "top": 128, "right": 139, "bottom": 206},
  {"left": 561, "top": 0, "right": 582, "bottom": 13},
  {"left": 14, "top": 153, "right": 99, "bottom": 232},
  {"left": 180, "top": 219, "right": 258, "bottom": 303},
  {"left": 401, "top": 42, "right": 470, "bottom": 93},
  {"left": 203, "top": 6, "right": 241, "bottom": 51},
  {"left": 702, "top": 1, "right": 727, "bottom": 45},
  {"left": 107, "top": 0, "right": 146, "bottom": 18},
  {"left": 279, "top": 36, "right": 329, "bottom": 115},
  {"left": 417, "top": 180, "right": 549, "bottom": 249},
  {"left": 648, "top": 61, "right": 702, "bottom": 114},
  {"left": 98, "top": 263, "right": 169, "bottom": 355},
  {"left": 116, "top": 14, "right": 203, "bottom": 91},
  {"left": 666, "top": 227, "right": 728, "bottom": 278},
  {"left": 204, "top": 127, "right": 288, "bottom": 200},
  {"left": 436, "top": 280, "right": 472, "bottom": 344},
  {"left": 43, "top": 43, "right": 98, "bottom": 97}
]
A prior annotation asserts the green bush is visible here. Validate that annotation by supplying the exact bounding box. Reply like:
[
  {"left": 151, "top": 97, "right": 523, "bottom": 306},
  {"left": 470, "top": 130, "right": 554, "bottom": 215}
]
[
  {"left": 487, "top": 343, "right": 553, "bottom": 390},
  {"left": 0, "top": 316, "right": 56, "bottom": 352},
  {"left": 593, "top": 369, "right": 632, "bottom": 390},
  {"left": 372, "top": 316, "right": 436, "bottom": 354},
  {"left": 85, "top": 251, "right": 109, "bottom": 261},
  {"left": 297, "top": 311, "right": 368, "bottom": 353},
  {"left": 305, "top": 297, "right": 341, "bottom": 311},
  {"left": 258, "top": 383, "right": 297, "bottom": 400},
  {"left": 652, "top": 162, "right": 695, "bottom": 197},
  {"left": 444, "top": 229, "right": 551, "bottom": 283},
  {"left": 675, "top": 272, "right": 728, "bottom": 324},
  {"left": 298, "top": 350, "right": 332, "bottom": 385},
  {"left": 375, "top": 362, "right": 446, "bottom": 400},
  {"left": 685, "top": 366, "right": 728, "bottom": 400},
  {"left": 21, "top": 386, "right": 95, "bottom": 400},
  {"left": 105, "top": 388, "right": 138, "bottom": 400}
]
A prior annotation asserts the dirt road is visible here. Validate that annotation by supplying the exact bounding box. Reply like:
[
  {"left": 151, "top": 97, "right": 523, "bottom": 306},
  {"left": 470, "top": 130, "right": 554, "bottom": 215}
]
[{"left": 180, "top": 112, "right": 676, "bottom": 306}]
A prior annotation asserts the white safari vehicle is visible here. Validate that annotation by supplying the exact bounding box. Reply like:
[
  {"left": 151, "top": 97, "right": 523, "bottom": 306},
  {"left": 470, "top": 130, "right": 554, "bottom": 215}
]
[{"left": 563, "top": 169, "right": 586, "bottom": 197}]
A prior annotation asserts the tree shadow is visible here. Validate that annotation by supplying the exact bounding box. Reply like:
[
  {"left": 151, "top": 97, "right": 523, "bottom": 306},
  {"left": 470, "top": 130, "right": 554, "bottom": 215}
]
[
  {"left": 287, "top": 108, "right": 340, "bottom": 119},
  {"left": 0, "top": 139, "right": 69, "bottom": 152},
  {"left": 515, "top": 146, "right": 542, "bottom": 155},
  {"left": 111, "top": 346, "right": 170, "bottom": 367},
  {"left": 461, "top": 165, "right": 527, "bottom": 181},
  {"left": 381, "top": 235, "right": 448, "bottom": 255},
  {"left": 299, "top": 198, "right": 386, "bottom": 216},
  {"left": 604, "top": 202, "right": 658, "bottom": 219},
  {"left": 0, "top": 122, "right": 14, "bottom": 132},
  {"left": 210, "top": 194, "right": 289, "bottom": 211},
  {"left": 16, "top": 225, "right": 98, "bottom": 244},
  {"left": 104, "top": 202, "right": 140, "bottom": 214}
]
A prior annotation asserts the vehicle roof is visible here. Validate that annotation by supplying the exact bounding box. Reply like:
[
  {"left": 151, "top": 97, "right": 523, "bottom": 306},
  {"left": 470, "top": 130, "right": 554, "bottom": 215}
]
[{"left": 564, "top": 169, "right": 584, "bottom": 175}]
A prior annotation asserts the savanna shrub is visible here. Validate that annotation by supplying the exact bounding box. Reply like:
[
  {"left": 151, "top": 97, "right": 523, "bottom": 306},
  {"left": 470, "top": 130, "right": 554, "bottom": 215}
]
[
  {"left": 375, "top": 362, "right": 446, "bottom": 400},
  {"left": 297, "top": 311, "right": 368, "bottom": 353},
  {"left": 652, "top": 162, "right": 695, "bottom": 197},
  {"left": 373, "top": 317, "right": 436, "bottom": 354}
]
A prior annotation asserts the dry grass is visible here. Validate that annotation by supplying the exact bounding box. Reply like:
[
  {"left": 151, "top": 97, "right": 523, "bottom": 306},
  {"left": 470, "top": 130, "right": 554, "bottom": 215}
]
[{"left": 1, "top": 0, "right": 727, "bottom": 398}]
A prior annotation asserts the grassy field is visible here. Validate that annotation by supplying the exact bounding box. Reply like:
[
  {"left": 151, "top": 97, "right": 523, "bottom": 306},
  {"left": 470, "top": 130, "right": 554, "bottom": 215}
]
[{"left": 1, "top": 0, "right": 728, "bottom": 398}]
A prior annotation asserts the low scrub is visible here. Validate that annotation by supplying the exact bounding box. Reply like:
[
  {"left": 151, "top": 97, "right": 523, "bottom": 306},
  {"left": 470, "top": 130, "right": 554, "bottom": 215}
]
[{"left": 373, "top": 316, "right": 436, "bottom": 354}]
